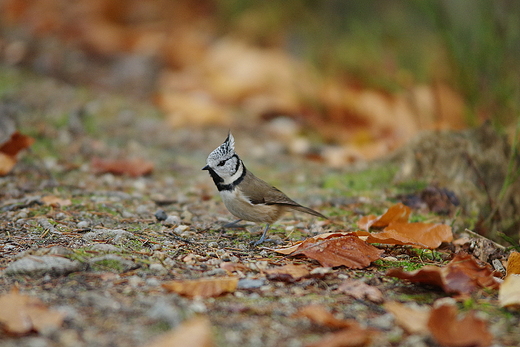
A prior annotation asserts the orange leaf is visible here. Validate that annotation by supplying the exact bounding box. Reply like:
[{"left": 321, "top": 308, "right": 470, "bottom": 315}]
[
  {"left": 499, "top": 274, "right": 520, "bottom": 310},
  {"left": 428, "top": 304, "right": 493, "bottom": 347},
  {"left": 387, "top": 252, "right": 500, "bottom": 294},
  {"left": 294, "top": 304, "right": 356, "bottom": 329},
  {"left": 0, "top": 152, "right": 16, "bottom": 176},
  {"left": 144, "top": 316, "right": 213, "bottom": 347},
  {"left": 305, "top": 327, "right": 376, "bottom": 347},
  {"left": 274, "top": 233, "right": 383, "bottom": 269},
  {"left": 357, "top": 222, "right": 453, "bottom": 249},
  {"left": 264, "top": 264, "right": 310, "bottom": 282},
  {"left": 0, "top": 287, "right": 65, "bottom": 335},
  {"left": 506, "top": 251, "right": 520, "bottom": 277},
  {"left": 384, "top": 301, "right": 430, "bottom": 335},
  {"left": 0, "top": 131, "right": 35, "bottom": 157},
  {"left": 91, "top": 157, "right": 154, "bottom": 177},
  {"left": 41, "top": 195, "right": 72, "bottom": 207},
  {"left": 162, "top": 277, "right": 238, "bottom": 298},
  {"left": 337, "top": 279, "right": 383, "bottom": 303},
  {"left": 357, "top": 203, "right": 411, "bottom": 231}
]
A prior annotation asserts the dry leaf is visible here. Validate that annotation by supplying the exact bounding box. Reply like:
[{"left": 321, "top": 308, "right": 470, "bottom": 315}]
[
  {"left": 306, "top": 326, "right": 375, "bottom": 347},
  {"left": 384, "top": 301, "right": 430, "bottom": 335},
  {"left": 272, "top": 232, "right": 350, "bottom": 255},
  {"left": 428, "top": 303, "right": 493, "bottom": 347},
  {"left": 356, "top": 222, "right": 453, "bottom": 249},
  {"left": 220, "top": 262, "right": 248, "bottom": 274},
  {"left": 264, "top": 264, "right": 310, "bottom": 282},
  {"left": 387, "top": 252, "right": 500, "bottom": 294},
  {"left": 506, "top": 251, "right": 520, "bottom": 277},
  {"left": 337, "top": 279, "right": 383, "bottom": 303},
  {"left": 294, "top": 304, "right": 356, "bottom": 329},
  {"left": 91, "top": 157, "right": 154, "bottom": 177},
  {"left": 499, "top": 275, "right": 520, "bottom": 309},
  {"left": 274, "top": 233, "right": 383, "bottom": 269},
  {"left": 162, "top": 277, "right": 238, "bottom": 298},
  {"left": 144, "top": 316, "right": 213, "bottom": 347},
  {"left": 0, "top": 287, "right": 65, "bottom": 335},
  {"left": 357, "top": 203, "right": 411, "bottom": 231},
  {"left": 0, "top": 131, "right": 34, "bottom": 176},
  {"left": 41, "top": 195, "right": 72, "bottom": 207}
]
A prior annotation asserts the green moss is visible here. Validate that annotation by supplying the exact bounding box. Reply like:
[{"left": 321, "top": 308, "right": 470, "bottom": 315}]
[
  {"left": 323, "top": 164, "right": 398, "bottom": 194},
  {"left": 374, "top": 259, "right": 425, "bottom": 272}
]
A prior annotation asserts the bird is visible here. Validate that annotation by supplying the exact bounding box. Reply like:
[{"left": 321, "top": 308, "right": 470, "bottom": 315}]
[{"left": 202, "top": 132, "right": 327, "bottom": 246}]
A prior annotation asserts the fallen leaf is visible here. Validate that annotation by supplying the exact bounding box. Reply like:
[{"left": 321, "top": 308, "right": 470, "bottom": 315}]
[
  {"left": 274, "top": 233, "right": 383, "bottom": 269},
  {"left": 357, "top": 203, "right": 411, "bottom": 231},
  {"left": 499, "top": 275, "right": 520, "bottom": 310},
  {"left": 356, "top": 222, "right": 453, "bottom": 249},
  {"left": 162, "top": 277, "right": 238, "bottom": 298},
  {"left": 294, "top": 304, "right": 356, "bottom": 329},
  {"left": 305, "top": 325, "right": 375, "bottom": 347},
  {"left": 144, "top": 316, "right": 213, "bottom": 347},
  {"left": 384, "top": 301, "right": 430, "bottom": 335},
  {"left": 0, "top": 287, "right": 65, "bottom": 335},
  {"left": 387, "top": 252, "right": 500, "bottom": 294},
  {"left": 428, "top": 303, "right": 493, "bottom": 347},
  {"left": 264, "top": 264, "right": 310, "bottom": 282},
  {"left": 272, "top": 232, "right": 350, "bottom": 254},
  {"left": 0, "top": 131, "right": 34, "bottom": 176},
  {"left": 41, "top": 195, "right": 72, "bottom": 207},
  {"left": 506, "top": 251, "right": 520, "bottom": 276},
  {"left": 220, "top": 262, "right": 248, "bottom": 274},
  {"left": 337, "top": 279, "right": 383, "bottom": 303},
  {"left": 91, "top": 157, "right": 154, "bottom": 177}
]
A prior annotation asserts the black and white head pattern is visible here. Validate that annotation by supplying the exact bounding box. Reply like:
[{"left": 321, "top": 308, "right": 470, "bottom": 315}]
[{"left": 204, "top": 133, "right": 245, "bottom": 189}]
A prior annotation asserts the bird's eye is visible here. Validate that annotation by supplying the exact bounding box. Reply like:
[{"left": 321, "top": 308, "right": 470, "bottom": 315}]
[{"left": 217, "top": 160, "right": 226, "bottom": 166}]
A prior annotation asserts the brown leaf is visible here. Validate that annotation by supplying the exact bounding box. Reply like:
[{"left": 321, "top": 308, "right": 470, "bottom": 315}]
[
  {"left": 294, "top": 304, "right": 356, "bottom": 329},
  {"left": 219, "top": 262, "right": 248, "bottom": 274},
  {"left": 144, "top": 316, "right": 213, "bottom": 347},
  {"left": 306, "top": 326, "right": 375, "bottom": 347},
  {"left": 499, "top": 274, "right": 520, "bottom": 310},
  {"left": 41, "top": 195, "right": 72, "bottom": 207},
  {"left": 337, "top": 279, "right": 383, "bottom": 303},
  {"left": 357, "top": 203, "right": 411, "bottom": 231},
  {"left": 274, "top": 233, "right": 383, "bottom": 269},
  {"left": 506, "top": 251, "right": 520, "bottom": 276},
  {"left": 265, "top": 264, "right": 310, "bottom": 282},
  {"left": 91, "top": 157, "right": 154, "bottom": 177},
  {"left": 384, "top": 301, "right": 430, "bottom": 335},
  {"left": 387, "top": 252, "right": 500, "bottom": 294},
  {"left": 162, "top": 277, "right": 238, "bottom": 298},
  {"left": 357, "top": 222, "right": 453, "bottom": 249},
  {"left": 428, "top": 303, "right": 493, "bottom": 347},
  {"left": 0, "top": 287, "right": 65, "bottom": 335},
  {"left": 0, "top": 131, "right": 34, "bottom": 176}
]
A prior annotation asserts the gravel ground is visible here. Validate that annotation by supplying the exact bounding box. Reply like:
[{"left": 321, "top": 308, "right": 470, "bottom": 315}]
[{"left": 1, "top": 67, "right": 519, "bottom": 347}]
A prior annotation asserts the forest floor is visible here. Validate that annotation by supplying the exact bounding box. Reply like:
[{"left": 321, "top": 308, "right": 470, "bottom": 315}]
[{"left": 0, "top": 66, "right": 518, "bottom": 347}]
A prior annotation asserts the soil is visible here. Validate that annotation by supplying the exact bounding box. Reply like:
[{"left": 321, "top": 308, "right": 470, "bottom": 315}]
[{"left": 0, "top": 67, "right": 519, "bottom": 347}]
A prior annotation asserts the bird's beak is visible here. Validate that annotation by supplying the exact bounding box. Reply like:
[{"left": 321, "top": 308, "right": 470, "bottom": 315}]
[{"left": 202, "top": 165, "right": 210, "bottom": 170}]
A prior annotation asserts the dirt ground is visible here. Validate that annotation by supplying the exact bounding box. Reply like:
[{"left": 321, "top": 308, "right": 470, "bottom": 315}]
[{"left": 0, "top": 67, "right": 519, "bottom": 347}]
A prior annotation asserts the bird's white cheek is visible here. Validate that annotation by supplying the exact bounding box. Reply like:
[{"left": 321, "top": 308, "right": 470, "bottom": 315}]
[{"left": 222, "top": 165, "right": 243, "bottom": 185}]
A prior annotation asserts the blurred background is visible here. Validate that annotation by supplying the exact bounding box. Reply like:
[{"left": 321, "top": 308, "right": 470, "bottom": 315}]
[{"left": 1, "top": 0, "right": 519, "bottom": 238}]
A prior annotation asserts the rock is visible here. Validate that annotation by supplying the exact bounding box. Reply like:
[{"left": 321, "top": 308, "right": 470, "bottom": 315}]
[
  {"left": 88, "top": 254, "right": 138, "bottom": 273},
  {"left": 238, "top": 278, "right": 265, "bottom": 289},
  {"left": 149, "top": 263, "right": 168, "bottom": 275},
  {"left": 4, "top": 256, "right": 84, "bottom": 277},
  {"left": 77, "top": 220, "right": 90, "bottom": 228},
  {"left": 82, "top": 229, "right": 133, "bottom": 243},
  {"left": 89, "top": 244, "right": 120, "bottom": 252},
  {"left": 154, "top": 209, "right": 167, "bottom": 221},
  {"left": 164, "top": 215, "right": 180, "bottom": 225}
]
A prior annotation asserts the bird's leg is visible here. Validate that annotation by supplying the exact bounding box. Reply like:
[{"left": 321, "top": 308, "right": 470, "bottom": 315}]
[
  {"left": 223, "top": 219, "right": 244, "bottom": 228},
  {"left": 252, "top": 224, "right": 271, "bottom": 246}
]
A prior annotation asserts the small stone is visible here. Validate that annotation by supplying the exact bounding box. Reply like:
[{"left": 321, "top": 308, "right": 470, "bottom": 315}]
[
  {"left": 238, "top": 278, "right": 265, "bottom": 289},
  {"left": 135, "top": 205, "right": 148, "bottom": 215},
  {"left": 370, "top": 313, "right": 395, "bottom": 330},
  {"left": 77, "top": 221, "right": 90, "bottom": 228},
  {"left": 121, "top": 210, "right": 134, "bottom": 218},
  {"left": 164, "top": 215, "right": 180, "bottom": 226},
  {"left": 5, "top": 256, "right": 84, "bottom": 277},
  {"left": 48, "top": 246, "right": 74, "bottom": 256},
  {"left": 55, "top": 212, "right": 67, "bottom": 220},
  {"left": 154, "top": 209, "right": 167, "bottom": 221},
  {"left": 88, "top": 254, "right": 138, "bottom": 273},
  {"left": 82, "top": 229, "right": 133, "bottom": 244},
  {"left": 147, "top": 298, "right": 181, "bottom": 327},
  {"left": 149, "top": 263, "right": 167, "bottom": 275},
  {"left": 90, "top": 243, "right": 120, "bottom": 252}
]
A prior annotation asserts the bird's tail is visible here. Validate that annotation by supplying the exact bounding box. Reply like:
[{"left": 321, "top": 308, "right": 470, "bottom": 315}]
[{"left": 291, "top": 205, "right": 327, "bottom": 219}]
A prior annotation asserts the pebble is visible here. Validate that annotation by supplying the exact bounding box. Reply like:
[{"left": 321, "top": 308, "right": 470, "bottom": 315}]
[
  {"left": 90, "top": 243, "right": 120, "bottom": 252},
  {"left": 77, "top": 220, "right": 90, "bottom": 228},
  {"left": 88, "top": 254, "right": 138, "bottom": 273},
  {"left": 135, "top": 205, "right": 148, "bottom": 215},
  {"left": 370, "top": 313, "right": 395, "bottom": 330},
  {"left": 238, "top": 278, "right": 265, "bottom": 289},
  {"left": 82, "top": 229, "right": 133, "bottom": 243},
  {"left": 149, "top": 263, "right": 168, "bottom": 275},
  {"left": 147, "top": 298, "right": 181, "bottom": 327},
  {"left": 164, "top": 215, "right": 180, "bottom": 226},
  {"left": 154, "top": 209, "right": 167, "bottom": 221},
  {"left": 5, "top": 256, "right": 84, "bottom": 277}
]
